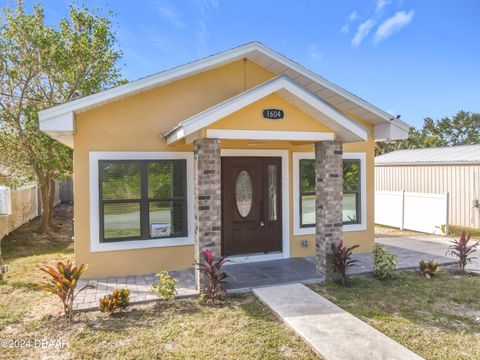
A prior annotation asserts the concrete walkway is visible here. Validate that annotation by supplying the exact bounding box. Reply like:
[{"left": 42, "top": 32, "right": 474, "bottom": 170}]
[
  {"left": 254, "top": 283, "right": 423, "bottom": 360},
  {"left": 377, "top": 234, "right": 480, "bottom": 273}
]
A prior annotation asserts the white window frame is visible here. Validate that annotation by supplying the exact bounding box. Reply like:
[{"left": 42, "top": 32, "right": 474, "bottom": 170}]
[
  {"left": 292, "top": 152, "right": 367, "bottom": 235},
  {"left": 89, "top": 151, "right": 194, "bottom": 252}
]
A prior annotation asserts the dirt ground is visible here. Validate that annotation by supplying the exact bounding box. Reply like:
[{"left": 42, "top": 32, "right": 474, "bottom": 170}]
[{"left": 374, "top": 224, "right": 427, "bottom": 238}]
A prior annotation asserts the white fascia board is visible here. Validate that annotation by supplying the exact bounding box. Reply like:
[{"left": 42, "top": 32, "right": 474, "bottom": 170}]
[
  {"left": 38, "top": 42, "right": 260, "bottom": 123},
  {"left": 255, "top": 42, "right": 396, "bottom": 123},
  {"left": 166, "top": 76, "right": 368, "bottom": 144},
  {"left": 183, "top": 77, "right": 284, "bottom": 132},
  {"left": 39, "top": 41, "right": 406, "bottom": 133},
  {"left": 166, "top": 77, "right": 285, "bottom": 144},
  {"left": 282, "top": 78, "right": 368, "bottom": 141},
  {"left": 39, "top": 112, "right": 74, "bottom": 132},
  {"left": 206, "top": 129, "right": 334, "bottom": 141},
  {"left": 374, "top": 122, "right": 409, "bottom": 141}
]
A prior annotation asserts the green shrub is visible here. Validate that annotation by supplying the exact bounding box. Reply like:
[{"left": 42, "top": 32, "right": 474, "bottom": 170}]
[
  {"left": 373, "top": 244, "right": 397, "bottom": 279},
  {"left": 99, "top": 289, "right": 130, "bottom": 315},
  {"left": 151, "top": 271, "right": 177, "bottom": 304},
  {"left": 419, "top": 260, "right": 440, "bottom": 279}
]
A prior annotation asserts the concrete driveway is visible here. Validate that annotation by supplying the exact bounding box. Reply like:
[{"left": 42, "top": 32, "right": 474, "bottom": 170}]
[{"left": 376, "top": 234, "right": 480, "bottom": 273}]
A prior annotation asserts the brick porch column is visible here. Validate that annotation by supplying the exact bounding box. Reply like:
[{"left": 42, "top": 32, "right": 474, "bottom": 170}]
[
  {"left": 315, "top": 141, "right": 343, "bottom": 277},
  {"left": 193, "top": 138, "right": 222, "bottom": 290}
]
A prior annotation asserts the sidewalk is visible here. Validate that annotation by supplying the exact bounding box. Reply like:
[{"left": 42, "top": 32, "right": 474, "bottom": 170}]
[{"left": 254, "top": 283, "right": 423, "bottom": 360}]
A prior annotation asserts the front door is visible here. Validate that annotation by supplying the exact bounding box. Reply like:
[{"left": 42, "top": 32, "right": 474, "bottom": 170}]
[{"left": 221, "top": 157, "right": 282, "bottom": 256}]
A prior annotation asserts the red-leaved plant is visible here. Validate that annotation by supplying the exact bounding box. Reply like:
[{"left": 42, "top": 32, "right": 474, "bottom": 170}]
[
  {"left": 331, "top": 240, "right": 359, "bottom": 286},
  {"left": 446, "top": 231, "right": 478, "bottom": 272},
  {"left": 38, "top": 261, "right": 93, "bottom": 322},
  {"left": 195, "top": 248, "right": 228, "bottom": 305},
  {"left": 99, "top": 289, "right": 130, "bottom": 315}
]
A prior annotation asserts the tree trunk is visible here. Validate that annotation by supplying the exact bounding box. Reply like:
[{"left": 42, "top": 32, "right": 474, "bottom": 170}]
[
  {"left": 37, "top": 171, "right": 53, "bottom": 234},
  {"left": 48, "top": 178, "right": 56, "bottom": 227}
]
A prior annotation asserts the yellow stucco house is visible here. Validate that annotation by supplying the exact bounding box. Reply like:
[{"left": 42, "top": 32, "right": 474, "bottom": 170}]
[{"left": 39, "top": 42, "right": 408, "bottom": 285}]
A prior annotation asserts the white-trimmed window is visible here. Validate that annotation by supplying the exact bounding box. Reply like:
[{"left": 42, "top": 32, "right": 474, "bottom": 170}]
[
  {"left": 89, "top": 152, "right": 194, "bottom": 252},
  {"left": 293, "top": 152, "right": 367, "bottom": 235}
]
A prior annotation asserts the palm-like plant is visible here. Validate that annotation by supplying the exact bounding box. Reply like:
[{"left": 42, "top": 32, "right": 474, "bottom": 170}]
[
  {"left": 331, "top": 240, "right": 359, "bottom": 285},
  {"left": 195, "top": 248, "right": 228, "bottom": 305},
  {"left": 446, "top": 231, "right": 478, "bottom": 272},
  {"left": 38, "top": 261, "right": 93, "bottom": 322},
  {"left": 419, "top": 260, "right": 440, "bottom": 279}
]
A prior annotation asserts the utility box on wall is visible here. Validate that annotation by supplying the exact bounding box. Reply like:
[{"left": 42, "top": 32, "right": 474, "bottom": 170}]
[{"left": 0, "top": 186, "right": 12, "bottom": 216}]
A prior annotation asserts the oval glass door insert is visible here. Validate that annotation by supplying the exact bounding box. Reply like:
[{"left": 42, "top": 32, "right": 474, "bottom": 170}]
[{"left": 235, "top": 170, "right": 253, "bottom": 217}]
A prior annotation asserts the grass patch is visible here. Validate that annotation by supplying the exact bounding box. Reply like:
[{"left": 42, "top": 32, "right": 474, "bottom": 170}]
[
  {"left": 312, "top": 271, "right": 480, "bottom": 359},
  {"left": 0, "top": 206, "right": 317, "bottom": 359},
  {"left": 448, "top": 225, "right": 480, "bottom": 240},
  {"left": 2, "top": 296, "right": 317, "bottom": 359}
]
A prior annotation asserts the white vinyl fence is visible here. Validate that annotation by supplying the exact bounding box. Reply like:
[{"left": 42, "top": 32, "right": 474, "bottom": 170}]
[
  {"left": 0, "top": 182, "right": 66, "bottom": 240},
  {"left": 375, "top": 190, "right": 449, "bottom": 235}
]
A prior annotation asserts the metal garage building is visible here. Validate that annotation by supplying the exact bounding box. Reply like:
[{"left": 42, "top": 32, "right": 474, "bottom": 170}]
[{"left": 375, "top": 144, "right": 480, "bottom": 230}]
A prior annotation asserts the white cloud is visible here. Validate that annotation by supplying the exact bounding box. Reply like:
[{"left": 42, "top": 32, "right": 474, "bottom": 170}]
[
  {"left": 307, "top": 43, "right": 323, "bottom": 61},
  {"left": 195, "top": 0, "right": 219, "bottom": 15},
  {"left": 374, "top": 10, "right": 415, "bottom": 44},
  {"left": 148, "top": 33, "right": 172, "bottom": 52},
  {"left": 341, "top": 10, "right": 359, "bottom": 34},
  {"left": 196, "top": 20, "right": 211, "bottom": 56},
  {"left": 351, "top": 19, "right": 375, "bottom": 46},
  {"left": 193, "top": 0, "right": 219, "bottom": 56},
  {"left": 154, "top": 1, "right": 187, "bottom": 29},
  {"left": 375, "top": 0, "right": 391, "bottom": 14}
]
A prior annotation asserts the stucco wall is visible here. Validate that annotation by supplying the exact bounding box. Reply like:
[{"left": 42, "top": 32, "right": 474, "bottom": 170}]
[{"left": 73, "top": 59, "right": 375, "bottom": 278}]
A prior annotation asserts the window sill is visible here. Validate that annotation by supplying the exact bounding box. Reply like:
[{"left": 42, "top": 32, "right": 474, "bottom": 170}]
[
  {"left": 293, "top": 223, "right": 367, "bottom": 236},
  {"left": 90, "top": 236, "right": 194, "bottom": 252}
]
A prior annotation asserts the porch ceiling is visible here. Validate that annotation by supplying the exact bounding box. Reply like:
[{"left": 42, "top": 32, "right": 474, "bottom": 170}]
[{"left": 164, "top": 76, "right": 369, "bottom": 145}]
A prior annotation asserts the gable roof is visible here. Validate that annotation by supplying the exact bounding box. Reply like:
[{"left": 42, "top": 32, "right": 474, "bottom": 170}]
[
  {"left": 375, "top": 144, "right": 480, "bottom": 165},
  {"left": 38, "top": 41, "right": 409, "bottom": 146},
  {"left": 165, "top": 76, "right": 368, "bottom": 144}
]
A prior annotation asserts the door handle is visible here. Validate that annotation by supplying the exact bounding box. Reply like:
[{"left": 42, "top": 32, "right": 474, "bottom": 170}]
[{"left": 259, "top": 220, "right": 265, "bottom": 227}]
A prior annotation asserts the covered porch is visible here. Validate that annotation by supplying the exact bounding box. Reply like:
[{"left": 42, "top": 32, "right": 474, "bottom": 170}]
[
  {"left": 73, "top": 244, "right": 457, "bottom": 310},
  {"left": 163, "top": 76, "right": 370, "bottom": 289}
]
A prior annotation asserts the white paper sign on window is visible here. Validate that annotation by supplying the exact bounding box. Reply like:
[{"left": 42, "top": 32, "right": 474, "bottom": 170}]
[{"left": 151, "top": 223, "right": 171, "bottom": 238}]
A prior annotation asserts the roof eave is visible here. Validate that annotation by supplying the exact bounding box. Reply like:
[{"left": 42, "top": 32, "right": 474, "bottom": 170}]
[{"left": 39, "top": 41, "right": 408, "bottom": 134}]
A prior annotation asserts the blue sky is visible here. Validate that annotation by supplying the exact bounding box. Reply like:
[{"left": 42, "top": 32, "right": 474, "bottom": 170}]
[{"left": 17, "top": 0, "right": 480, "bottom": 128}]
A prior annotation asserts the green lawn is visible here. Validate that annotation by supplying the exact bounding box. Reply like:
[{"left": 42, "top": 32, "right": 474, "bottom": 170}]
[
  {"left": 448, "top": 225, "right": 480, "bottom": 240},
  {"left": 312, "top": 271, "right": 480, "bottom": 360},
  {"left": 3, "top": 206, "right": 480, "bottom": 359},
  {"left": 0, "top": 206, "right": 317, "bottom": 359}
]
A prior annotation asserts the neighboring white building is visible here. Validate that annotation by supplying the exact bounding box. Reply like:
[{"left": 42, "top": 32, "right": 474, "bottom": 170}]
[{"left": 375, "top": 144, "right": 480, "bottom": 230}]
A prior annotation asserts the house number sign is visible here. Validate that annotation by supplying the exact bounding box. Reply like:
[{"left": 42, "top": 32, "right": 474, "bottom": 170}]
[{"left": 263, "top": 108, "right": 284, "bottom": 120}]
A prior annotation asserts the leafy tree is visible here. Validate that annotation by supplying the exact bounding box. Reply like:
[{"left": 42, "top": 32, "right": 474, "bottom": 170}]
[
  {"left": 375, "top": 111, "right": 480, "bottom": 156},
  {"left": 423, "top": 111, "right": 480, "bottom": 147},
  {"left": 0, "top": 1, "right": 124, "bottom": 232}
]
